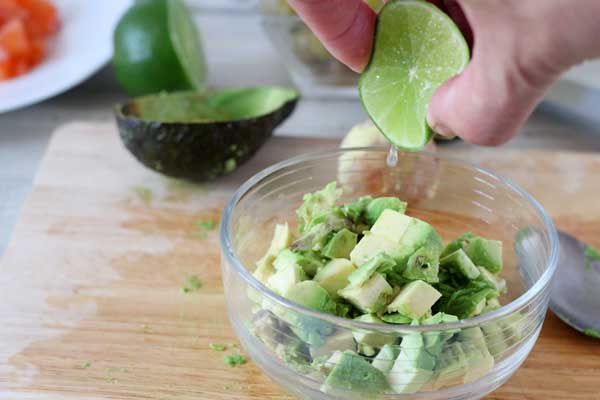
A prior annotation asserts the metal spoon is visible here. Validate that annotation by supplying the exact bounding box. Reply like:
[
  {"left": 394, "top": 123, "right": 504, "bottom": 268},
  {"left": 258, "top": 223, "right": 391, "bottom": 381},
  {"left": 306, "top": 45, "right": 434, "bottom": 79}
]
[
  {"left": 515, "top": 228, "right": 600, "bottom": 338},
  {"left": 550, "top": 231, "right": 600, "bottom": 338}
]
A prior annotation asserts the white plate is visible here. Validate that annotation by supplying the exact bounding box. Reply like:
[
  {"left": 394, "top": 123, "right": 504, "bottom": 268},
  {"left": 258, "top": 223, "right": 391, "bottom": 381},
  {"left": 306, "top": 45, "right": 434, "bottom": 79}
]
[{"left": 0, "top": 0, "right": 131, "bottom": 114}]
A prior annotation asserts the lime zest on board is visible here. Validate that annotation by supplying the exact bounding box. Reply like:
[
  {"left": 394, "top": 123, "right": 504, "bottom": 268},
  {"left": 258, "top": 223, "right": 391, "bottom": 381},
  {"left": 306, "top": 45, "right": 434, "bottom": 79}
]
[
  {"left": 181, "top": 275, "right": 203, "bottom": 293},
  {"left": 209, "top": 343, "right": 227, "bottom": 351},
  {"left": 224, "top": 354, "right": 247, "bottom": 367}
]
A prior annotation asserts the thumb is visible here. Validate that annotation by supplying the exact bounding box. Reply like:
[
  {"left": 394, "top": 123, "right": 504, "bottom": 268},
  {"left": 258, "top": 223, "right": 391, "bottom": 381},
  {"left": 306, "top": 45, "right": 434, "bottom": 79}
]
[{"left": 426, "top": 0, "right": 565, "bottom": 146}]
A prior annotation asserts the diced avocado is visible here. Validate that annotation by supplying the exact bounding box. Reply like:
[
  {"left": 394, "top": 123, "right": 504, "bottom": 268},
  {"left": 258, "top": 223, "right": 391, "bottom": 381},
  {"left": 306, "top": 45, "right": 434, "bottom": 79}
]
[
  {"left": 286, "top": 281, "right": 337, "bottom": 314},
  {"left": 381, "top": 313, "right": 412, "bottom": 324},
  {"left": 275, "top": 341, "right": 312, "bottom": 374},
  {"left": 441, "top": 280, "right": 497, "bottom": 319},
  {"left": 365, "top": 197, "right": 407, "bottom": 225},
  {"left": 321, "top": 351, "right": 390, "bottom": 396},
  {"left": 396, "top": 330, "right": 436, "bottom": 371},
  {"left": 350, "top": 232, "right": 400, "bottom": 267},
  {"left": 456, "top": 328, "right": 495, "bottom": 383},
  {"left": 352, "top": 314, "right": 397, "bottom": 348},
  {"left": 372, "top": 344, "right": 399, "bottom": 373},
  {"left": 387, "top": 280, "right": 442, "bottom": 319},
  {"left": 482, "top": 297, "right": 501, "bottom": 313},
  {"left": 480, "top": 322, "right": 509, "bottom": 357},
  {"left": 432, "top": 342, "right": 467, "bottom": 390},
  {"left": 314, "top": 259, "right": 356, "bottom": 299},
  {"left": 323, "top": 350, "right": 345, "bottom": 371},
  {"left": 441, "top": 233, "right": 475, "bottom": 258},
  {"left": 253, "top": 262, "right": 276, "bottom": 285},
  {"left": 322, "top": 228, "right": 358, "bottom": 259},
  {"left": 310, "top": 330, "right": 357, "bottom": 360},
  {"left": 400, "top": 219, "right": 444, "bottom": 254},
  {"left": 388, "top": 362, "right": 434, "bottom": 394},
  {"left": 457, "top": 326, "right": 487, "bottom": 351},
  {"left": 254, "top": 223, "right": 293, "bottom": 283},
  {"left": 463, "top": 237, "right": 503, "bottom": 273},
  {"left": 296, "top": 182, "right": 342, "bottom": 232},
  {"left": 402, "top": 246, "right": 440, "bottom": 284},
  {"left": 497, "top": 313, "right": 525, "bottom": 346},
  {"left": 291, "top": 211, "right": 349, "bottom": 252},
  {"left": 273, "top": 248, "right": 324, "bottom": 277},
  {"left": 370, "top": 209, "right": 413, "bottom": 241},
  {"left": 462, "top": 345, "right": 494, "bottom": 384},
  {"left": 341, "top": 196, "right": 372, "bottom": 223},
  {"left": 250, "top": 310, "right": 287, "bottom": 351},
  {"left": 421, "top": 312, "right": 460, "bottom": 355},
  {"left": 477, "top": 266, "right": 507, "bottom": 294},
  {"left": 339, "top": 273, "right": 393, "bottom": 314},
  {"left": 267, "top": 264, "right": 307, "bottom": 298},
  {"left": 347, "top": 252, "right": 395, "bottom": 288},
  {"left": 440, "top": 249, "right": 480, "bottom": 280}
]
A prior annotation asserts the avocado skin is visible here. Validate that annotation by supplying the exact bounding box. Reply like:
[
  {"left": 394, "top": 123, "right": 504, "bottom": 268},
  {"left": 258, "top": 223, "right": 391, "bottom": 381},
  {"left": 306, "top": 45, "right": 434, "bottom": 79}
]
[{"left": 115, "top": 97, "right": 297, "bottom": 182}]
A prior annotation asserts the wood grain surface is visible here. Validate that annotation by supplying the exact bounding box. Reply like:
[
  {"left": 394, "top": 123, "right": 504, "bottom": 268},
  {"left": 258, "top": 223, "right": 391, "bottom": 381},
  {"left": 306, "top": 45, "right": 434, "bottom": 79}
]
[{"left": 1, "top": 122, "right": 598, "bottom": 400}]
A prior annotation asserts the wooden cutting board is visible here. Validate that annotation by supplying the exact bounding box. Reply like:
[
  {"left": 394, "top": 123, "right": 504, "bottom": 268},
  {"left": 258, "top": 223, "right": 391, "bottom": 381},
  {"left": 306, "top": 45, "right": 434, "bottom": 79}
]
[{"left": 1, "top": 122, "right": 599, "bottom": 400}]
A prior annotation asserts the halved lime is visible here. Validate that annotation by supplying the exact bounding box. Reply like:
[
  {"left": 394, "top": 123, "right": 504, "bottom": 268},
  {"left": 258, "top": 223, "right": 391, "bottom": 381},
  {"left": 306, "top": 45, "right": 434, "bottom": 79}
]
[
  {"left": 359, "top": 0, "right": 469, "bottom": 150},
  {"left": 113, "top": 0, "right": 207, "bottom": 96}
]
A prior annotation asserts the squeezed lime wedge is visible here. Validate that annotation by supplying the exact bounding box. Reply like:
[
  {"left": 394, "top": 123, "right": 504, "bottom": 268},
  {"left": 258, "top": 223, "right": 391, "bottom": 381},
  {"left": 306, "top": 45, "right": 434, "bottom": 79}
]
[{"left": 359, "top": 0, "right": 470, "bottom": 150}]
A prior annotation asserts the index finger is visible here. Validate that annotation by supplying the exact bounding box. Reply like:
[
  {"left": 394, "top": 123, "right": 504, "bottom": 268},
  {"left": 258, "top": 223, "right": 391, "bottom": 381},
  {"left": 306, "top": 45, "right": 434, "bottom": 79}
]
[{"left": 287, "top": 0, "right": 376, "bottom": 72}]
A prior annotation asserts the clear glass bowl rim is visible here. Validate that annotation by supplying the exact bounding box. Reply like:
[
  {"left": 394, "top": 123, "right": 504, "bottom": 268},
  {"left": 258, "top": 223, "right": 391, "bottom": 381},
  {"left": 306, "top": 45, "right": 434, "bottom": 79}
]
[{"left": 220, "top": 147, "right": 559, "bottom": 333}]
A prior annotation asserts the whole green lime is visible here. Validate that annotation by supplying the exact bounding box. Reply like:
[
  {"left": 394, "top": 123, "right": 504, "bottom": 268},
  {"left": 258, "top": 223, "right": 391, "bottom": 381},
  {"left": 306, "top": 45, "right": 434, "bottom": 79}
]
[{"left": 113, "top": 0, "right": 207, "bottom": 96}]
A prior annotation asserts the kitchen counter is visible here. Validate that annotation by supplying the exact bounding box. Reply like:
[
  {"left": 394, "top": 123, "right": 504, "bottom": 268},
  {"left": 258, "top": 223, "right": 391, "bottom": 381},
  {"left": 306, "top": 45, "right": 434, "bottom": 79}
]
[{"left": 1, "top": 10, "right": 600, "bottom": 255}]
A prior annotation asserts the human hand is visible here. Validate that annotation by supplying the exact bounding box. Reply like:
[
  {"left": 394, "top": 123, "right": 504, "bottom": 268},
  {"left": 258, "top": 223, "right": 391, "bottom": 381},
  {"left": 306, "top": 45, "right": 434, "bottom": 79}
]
[{"left": 287, "top": 0, "right": 600, "bottom": 145}]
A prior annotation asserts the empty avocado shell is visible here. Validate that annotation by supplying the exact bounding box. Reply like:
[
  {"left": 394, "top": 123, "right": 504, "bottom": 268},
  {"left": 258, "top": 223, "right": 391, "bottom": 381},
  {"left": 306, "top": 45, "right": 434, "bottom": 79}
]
[{"left": 115, "top": 87, "right": 299, "bottom": 182}]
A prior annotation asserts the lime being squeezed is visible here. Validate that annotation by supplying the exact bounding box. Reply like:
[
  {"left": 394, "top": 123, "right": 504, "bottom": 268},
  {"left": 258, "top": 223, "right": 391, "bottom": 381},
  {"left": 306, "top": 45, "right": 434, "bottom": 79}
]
[{"left": 359, "top": 0, "right": 470, "bottom": 150}]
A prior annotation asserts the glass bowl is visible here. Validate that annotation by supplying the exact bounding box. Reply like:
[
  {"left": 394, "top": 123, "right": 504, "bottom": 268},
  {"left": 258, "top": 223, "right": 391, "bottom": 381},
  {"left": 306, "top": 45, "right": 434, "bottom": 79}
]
[
  {"left": 220, "top": 148, "right": 558, "bottom": 400},
  {"left": 258, "top": 0, "right": 358, "bottom": 98}
]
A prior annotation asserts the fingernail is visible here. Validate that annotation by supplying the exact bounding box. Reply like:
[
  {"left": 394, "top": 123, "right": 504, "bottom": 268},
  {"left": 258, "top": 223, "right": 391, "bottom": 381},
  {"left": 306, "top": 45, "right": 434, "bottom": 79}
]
[{"left": 431, "top": 122, "right": 456, "bottom": 139}]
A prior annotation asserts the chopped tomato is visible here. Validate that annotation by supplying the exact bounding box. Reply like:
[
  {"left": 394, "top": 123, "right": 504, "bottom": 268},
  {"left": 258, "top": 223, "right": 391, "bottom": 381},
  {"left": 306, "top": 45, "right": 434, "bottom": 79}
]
[
  {"left": 16, "top": 0, "right": 59, "bottom": 38},
  {"left": 0, "top": 0, "right": 58, "bottom": 81},
  {"left": 0, "top": 0, "right": 25, "bottom": 26},
  {"left": 0, "top": 18, "right": 30, "bottom": 56}
]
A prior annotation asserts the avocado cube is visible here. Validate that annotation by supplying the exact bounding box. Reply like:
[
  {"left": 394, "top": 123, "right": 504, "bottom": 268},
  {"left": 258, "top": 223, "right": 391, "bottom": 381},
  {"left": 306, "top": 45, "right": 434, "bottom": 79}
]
[
  {"left": 321, "top": 351, "right": 390, "bottom": 395},
  {"left": 254, "top": 223, "right": 293, "bottom": 282},
  {"left": 396, "top": 332, "right": 436, "bottom": 371},
  {"left": 463, "top": 237, "right": 503, "bottom": 273},
  {"left": 381, "top": 313, "right": 412, "bottom": 324},
  {"left": 388, "top": 363, "right": 434, "bottom": 394},
  {"left": 480, "top": 322, "right": 508, "bottom": 357},
  {"left": 457, "top": 329, "right": 495, "bottom": 384},
  {"left": 440, "top": 249, "right": 480, "bottom": 280},
  {"left": 309, "top": 330, "right": 357, "bottom": 360},
  {"left": 482, "top": 297, "right": 501, "bottom": 313},
  {"left": 403, "top": 246, "right": 440, "bottom": 284},
  {"left": 352, "top": 314, "right": 397, "bottom": 348},
  {"left": 441, "top": 232, "right": 475, "bottom": 258},
  {"left": 292, "top": 212, "right": 349, "bottom": 252},
  {"left": 432, "top": 342, "right": 467, "bottom": 390},
  {"left": 322, "top": 228, "right": 358, "bottom": 259},
  {"left": 341, "top": 196, "right": 372, "bottom": 223},
  {"left": 347, "top": 252, "right": 396, "bottom": 288},
  {"left": 267, "top": 264, "right": 307, "bottom": 298},
  {"left": 370, "top": 209, "right": 413, "bottom": 241},
  {"left": 273, "top": 249, "right": 324, "bottom": 277},
  {"left": 314, "top": 258, "right": 356, "bottom": 299},
  {"left": 339, "top": 273, "right": 393, "bottom": 314},
  {"left": 296, "top": 182, "right": 341, "bottom": 232},
  {"left": 421, "top": 312, "right": 460, "bottom": 355},
  {"left": 372, "top": 344, "right": 400, "bottom": 373},
  {"left": 457, "top": 326, "right": 487, "bottom": 351},
  {"left": 365, "top": 197, "right": 407, "bottom": 225},
  {"left": 477, "top": 266, "right": 507, "bottom": 294},
  {"left": 350, "top": 232, "right": 400, "bottom": 267},
  {"left": 387, "top": 280, "right": 442, "bottom": 319},
  {"left": 287, "top": 281, "right": 337, "bottom": 314}
]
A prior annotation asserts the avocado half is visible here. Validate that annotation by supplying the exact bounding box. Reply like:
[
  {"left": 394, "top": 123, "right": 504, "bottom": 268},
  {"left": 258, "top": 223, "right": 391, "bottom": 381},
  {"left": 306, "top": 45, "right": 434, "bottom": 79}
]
[{"left": 115, "top": 87, "right": 299, "bottom": 182}]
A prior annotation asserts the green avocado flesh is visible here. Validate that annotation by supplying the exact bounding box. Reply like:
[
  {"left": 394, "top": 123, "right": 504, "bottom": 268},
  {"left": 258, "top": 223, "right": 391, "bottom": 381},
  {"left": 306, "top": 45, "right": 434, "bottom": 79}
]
[
  {"left": 115, "top": 87, "right": 299, "bottom": 182},
  {"left": 248, "top": 182, "right": 509, "bottom": 396}
]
